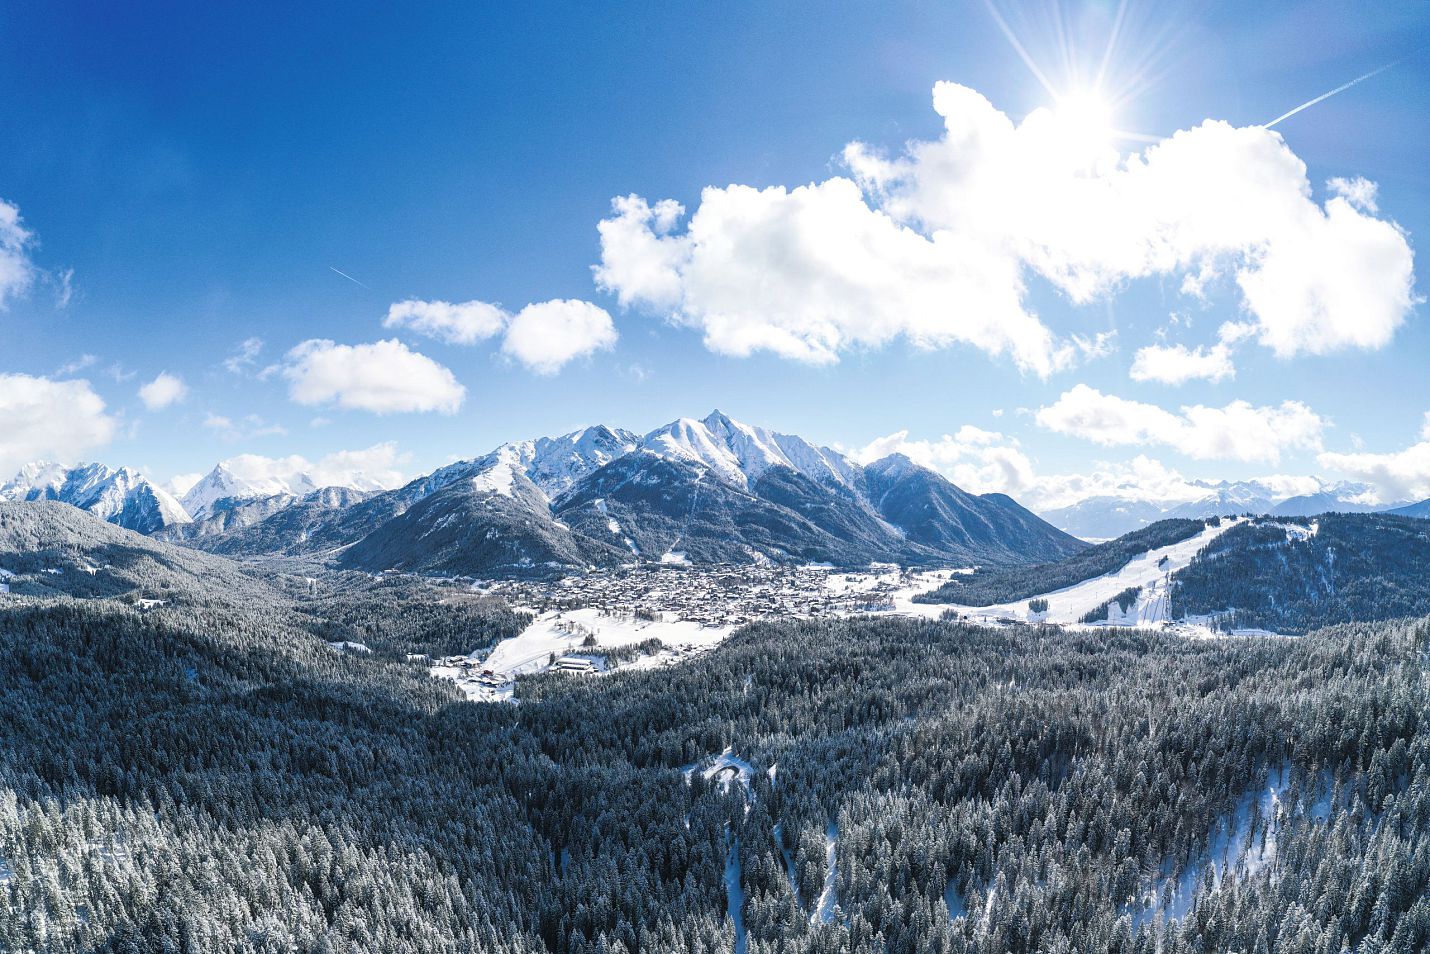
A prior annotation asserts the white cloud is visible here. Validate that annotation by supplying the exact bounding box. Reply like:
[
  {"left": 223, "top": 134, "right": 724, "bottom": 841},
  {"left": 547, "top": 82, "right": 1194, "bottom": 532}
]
[
  {"left": 282, "top": 339, "right": 465, "bottom": 414},
  {"left": 1328, "top": 176, "right": 1378, "bottom": 214},
  {"left": 1071, "top": 330, "right": 1117, "bottom": 362},
  {"left": 596, "top": 185, "right": 1065, "bottom": 375},
  {"left": 853, "top": 425, "right": 1038, "bottom": 498},
  {"left": 307, "top": 442, "right": 410, "bottom": 490},
  {"left": 1318, "top": 419, "right": 1430, "bottom": 504},
  {"left": 0, "top": 373, "right": 118, "bottom": 476},
  {"left": 1036, "top": 384, "right": 1324, "bottom": 463},
  {"left": 853, "top": 426, "right": 1214, "bottom": 511},
  {"left": 165, "top": 472, "right": 204, "bottom": 498},
  {"left": 383, "top": 299, "right": 508, "bottom": 345},
  {"left": 0, "top": 199, "right": 36, "bottom": 310},
  {"left": 1319, "top": 443, "right": 1430, "bottom": 505},
  {"left": 597, "top": 82, "right": 1416, "bottom": 374},
  {"left": 852, "top": 424, "right": 1218, "bottom": 511},
  {"left": 201, "top": 443, "right": 409, "bottom": 495},
  {"left": 1129, "top": 342, "right": 1235, "bottom": 385},
  {"left": 203, "top": 412, "right": 287, "bottom": 442},
  {"left": 49, "top": 267, "right": 75, "bottom": 309},
  {"left": 137, "top": 372, "right": 188, "bottom": 410},
  {"left": 383, "top": 296, "right": 618, "bottom": 374},
  {"left": 852, "top": 425, "right": 1331, "bottom": 513},
  {"left": 56, "top": 354, "right": 97, "bottom": 376},
  {"left": 222, "top": 337, "right": 265, "bottom": 374},
  {"left": 501, "top": 299, "right": 617, "bottom": 374}
]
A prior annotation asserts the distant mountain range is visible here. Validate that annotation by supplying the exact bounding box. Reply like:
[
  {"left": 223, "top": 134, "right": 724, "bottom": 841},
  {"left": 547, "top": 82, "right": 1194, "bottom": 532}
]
[
  {"left": 1387, "top": 498, "right": 1430, "bottom": 519},
  {"left": 8, "top": 410, "right": 1427, "bottom": 574},
  {"left": 1038, "top": 479, "right": 1413, "bottom": 539},
  {"left": 2, "top": 411, "right": 1086, "bottom": 575}
]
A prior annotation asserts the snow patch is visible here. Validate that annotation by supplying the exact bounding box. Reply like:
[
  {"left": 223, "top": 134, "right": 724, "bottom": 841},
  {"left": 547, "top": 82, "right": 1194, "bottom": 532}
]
[
  {"left": 435, "top": 607, "right": 732, "bottom": 702},
  {"left": 327, "top": 640, "right": 372, "bottom": 654},
  {"left": 949, "top": 518, "right": 1246, "bottom": 627},
  {"left": 812, "top": 819, "right": 840, "bottom": 924}
]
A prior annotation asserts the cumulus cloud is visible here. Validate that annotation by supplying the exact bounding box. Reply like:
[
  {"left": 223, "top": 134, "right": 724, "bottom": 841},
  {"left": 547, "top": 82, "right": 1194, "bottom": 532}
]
[
  {"left": 282, "top": 339, "right": 465, "bottom": 414},
  {"left": 0, "top": 373, "right": 118, "bottom": 477},
  {"left": 1318, "top": 418, "right": 1430, "bottom": 504},
  {"left": 0, "top": 199, "right": 36, "bottom": 310},
  {"left": 595, "top": 186, "right": 1064, "bottom": 374},
  {"left": 196, "top": 443, "right": 410, "bottom": 496},
  {"left": 853, "top": 425, "right": 1219, "bottom": 511},
  {"left": 853, "top": 425, "right": 1329, "bottom": 513},
  {"left": 1035, "top": 384, "right": 1324, "bottom": 463},
  {"left": 1130, "top": 342, "right": 1235, "bottom": 385},
  {"left": 384, "top": 296, "right": 618, "bottom": 373},
  {"left": 307, "top": 442, "right": 410, "bottom": 489},
  {"left": 165, "top": 472, "right": 204, "bottom": 498},
  {"left": 383, "top": 299, "right": 508, "bottom": 345},
  {"left": 597, "top": 82, "right": 1416, "bottom": 374},
  {"left": 853, "top": 425, "right": 1038, "bottom": 497},
  {"left": 137, "top": 372, "right": 188, "bottom": 410},
  {"left": 501, "top": 299, "right": 617, "bottom": 374}
]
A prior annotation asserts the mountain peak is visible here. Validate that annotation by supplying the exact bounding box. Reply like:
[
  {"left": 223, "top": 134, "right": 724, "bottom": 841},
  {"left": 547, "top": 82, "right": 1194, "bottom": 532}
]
[
  {"left": 1, "top": 460, "right": 190, "bottom": 533},
  {"left": 866, "top": 453, "right": 920, "bottom": 477},
  {"left": 701, "top": 408, "right": 734, "bottom": 429}
]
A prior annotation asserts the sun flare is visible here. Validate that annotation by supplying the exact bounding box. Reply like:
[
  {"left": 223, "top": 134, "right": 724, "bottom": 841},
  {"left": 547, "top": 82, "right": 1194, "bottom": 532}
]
[{"left": 1052, "top": 89, "right": 1115, "bottom": 157}]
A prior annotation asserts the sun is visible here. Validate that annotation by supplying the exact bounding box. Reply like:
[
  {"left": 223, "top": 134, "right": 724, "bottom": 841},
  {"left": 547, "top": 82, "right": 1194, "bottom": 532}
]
[{"left": 1049, "top": 89, "right": 1117, "bottom": 166}]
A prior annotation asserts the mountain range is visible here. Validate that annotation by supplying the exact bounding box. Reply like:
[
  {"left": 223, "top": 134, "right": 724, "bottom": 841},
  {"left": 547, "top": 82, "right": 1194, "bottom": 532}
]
[
  {"left": 2, "top": 411, "right": 1087, "bottom": 574},
  {"left": 9, "top": 410, "right": 1427, "bottom": 574},
  {"left": 1039, "top": 479, "right": 1409, "bottom": 539},
  {"left": 0, "top": 461, "right": 190, "bottom": 535}
]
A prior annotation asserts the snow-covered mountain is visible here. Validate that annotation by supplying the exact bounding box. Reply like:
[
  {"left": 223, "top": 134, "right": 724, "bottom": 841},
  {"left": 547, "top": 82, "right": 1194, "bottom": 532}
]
[
  {"left": 166, "top": 411, "right": 1085, "bottom": 574},
  {"left": 1040, "top": 479, "right": 1402, "bottom": 539},
  {"left": 0, "top": 462, "right": 191, "bottom": 534},
  {"left": 180, "top": 456, "right": 400, "bottom": 520},
  {"left": 181, "top": 463, "right": 318, "bottom": 520},
  {"left": 6, "top": 412, "right": 1090, "bottom": 573},
  {"left": 458, "top": 424, "right": 639, "bottom": 502},
  {"left": 639, "top": 410, "right": 859, "bottom": 491}
]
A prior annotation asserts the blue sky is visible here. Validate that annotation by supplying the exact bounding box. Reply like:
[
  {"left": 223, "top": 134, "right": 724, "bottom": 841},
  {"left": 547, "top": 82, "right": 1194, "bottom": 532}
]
[{"left": 2, "top": 0, "right": 1427, "bottom": 508}]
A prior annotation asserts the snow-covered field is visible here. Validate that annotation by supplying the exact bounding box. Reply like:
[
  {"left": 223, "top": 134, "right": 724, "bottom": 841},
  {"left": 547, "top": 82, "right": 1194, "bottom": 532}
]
[
  {"left": 435, "top": 607, "right": 732, "bottom": 702},
  {"left": 944, "top": 518, "right": 1246, "bottom": 627}
]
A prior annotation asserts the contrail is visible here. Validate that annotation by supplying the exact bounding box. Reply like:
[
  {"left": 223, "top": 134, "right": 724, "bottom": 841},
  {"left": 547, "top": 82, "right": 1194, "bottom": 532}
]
[
  {"left": 1263, "top": 61, "right": 1398, "bottom": 129},
  {"left": 328, "top": 266, "right": 371, "bottom": 290}
]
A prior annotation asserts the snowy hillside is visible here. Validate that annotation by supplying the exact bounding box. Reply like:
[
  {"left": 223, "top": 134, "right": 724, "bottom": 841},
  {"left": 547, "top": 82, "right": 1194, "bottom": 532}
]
[
  {"left": 181, "top": 456, "right": 400, "bottom": 519},
  {"left": 181, "top": 462, "right": 319, "bottom": 519},
  {"left": 1, "top": 462, "right": 191, "bottom": 534},
  {"left": 456, "top": 425, "right": 639, "bottom": 503},
  {"left": 942, "top": 518, "right": 1246, "bottom": 625}
]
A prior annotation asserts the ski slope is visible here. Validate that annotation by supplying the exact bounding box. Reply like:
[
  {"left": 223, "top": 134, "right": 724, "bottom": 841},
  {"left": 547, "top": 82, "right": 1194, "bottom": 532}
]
[
  {"left": 949, "top": 517, "right": 1246, "bottom": 626},
  {"left": 434, "top": 607, "right": 733, "bottom": 701}
]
